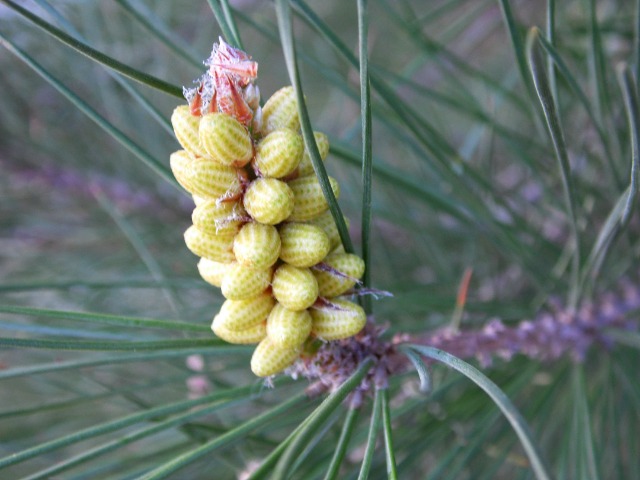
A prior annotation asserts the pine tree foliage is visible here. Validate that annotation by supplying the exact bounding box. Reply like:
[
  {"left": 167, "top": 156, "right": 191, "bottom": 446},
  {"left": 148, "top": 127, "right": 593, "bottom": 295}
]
[{"left": 0, "top": 1, "right": 638, "bottom": 478}]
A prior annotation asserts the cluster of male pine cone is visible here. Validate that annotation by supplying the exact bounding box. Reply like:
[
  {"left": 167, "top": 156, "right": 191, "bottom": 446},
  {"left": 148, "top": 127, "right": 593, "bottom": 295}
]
[{"left": 170, "top": 40, "right": 366, "bottom": 377}]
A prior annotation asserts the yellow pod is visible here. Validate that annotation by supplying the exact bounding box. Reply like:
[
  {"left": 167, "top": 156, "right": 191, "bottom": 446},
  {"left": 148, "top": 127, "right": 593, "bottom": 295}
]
[
  {"left": 243, "top": 178, "right": 294, "bottom": 225},
  {"left": 310, "top": 299, "right": 366, "bottom": 340},
  {"left": 271, "top": 264, "right": 319, "bottom": 311},
  {"left": 266, "top": 303, "right": 312, "bottom": 348},
  {"left": 215, "top": 292, "right": 276, "bottom": 331},
  {"left": 212, "top": 316, "right": 266, "bottom": 344},
  {"left": 233, "top": 222, "right": 281, "bottom": 269},
  {"left": 192, "top": 199, "right": 246, "bottom": 236},
  {"left": 171, "top": 105, "right": 208, "bottom": 158},
  {"left": 314, "top": 253, "right": 365, "bottom": 298},
  {"left": 255, "top": 129, "right": 304, "bottom": 178},
  {"left": 221, "top": 263, "right": 273, "bottom": 300},
  {"left": 197, "top": 257, "right": 232, "bottom": 287},
  {"left": 170, "top": 151, "right": 241, "bottom": 199},
  {"left": 170, "top": 150, "right": 197, "bottom": 193},
  {"left": 192, "top": 195, "right": 207, "bottom": 207},
  {"left": 184, "top": 225, "right": 236, "bottom": 263},
  {"left": 297, "top": 132, "right": 330, "bottom": 177},
  {"left": 251, "top": 336, "right": 301, "bottom": 377},
  {"left": 199, "top": 113, "right": 254, "bottom": 167},
  {"left": 279, "top": 223, "right": 330, "bottom": 268},
  {"left": 287, "top": 176, "right": 340, "bottom": 222},
  {"left": 261, "top": 86, "right": 300, "bottom": 134},
  {"left": 307, "top": 209, "right": 348, "bottom": 250},
  {"left": 331, "top": 244, "right": 346, "bottom": 255}
]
